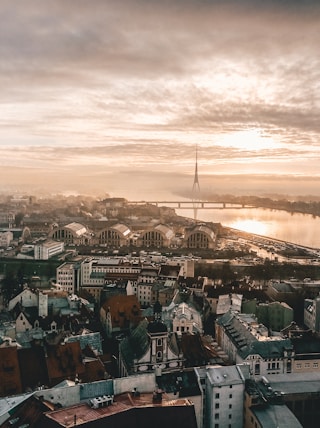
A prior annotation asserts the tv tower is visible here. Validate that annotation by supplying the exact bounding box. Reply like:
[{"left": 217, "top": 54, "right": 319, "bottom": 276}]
[{"left": 192, "top": 146, "right": 201, "bottom": 219}]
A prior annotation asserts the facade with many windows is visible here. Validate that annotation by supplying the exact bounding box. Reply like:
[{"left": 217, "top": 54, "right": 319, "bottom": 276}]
[
  {"left": 195, "top": 364, "right": 249, "bottom": 428},
  {"left": 215, "top": 311, "right": 293, "bottom": 377},
  {"left": 56, "top": 261, "right": 81, "bottom": 294},
  {"left": 34, "top": 240, "right": 64, "bottom": 260},
  {"left": 79, "top": 257, "right": 141, "bottom": 302}
]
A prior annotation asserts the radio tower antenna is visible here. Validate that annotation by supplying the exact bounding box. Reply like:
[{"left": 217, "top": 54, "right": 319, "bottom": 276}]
[{"left": 192, "top": 145, "right": 201, "bottom": 219}]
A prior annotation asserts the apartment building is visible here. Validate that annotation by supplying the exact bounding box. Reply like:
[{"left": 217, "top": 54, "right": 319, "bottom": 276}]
[
  {"left": 56, "top": 261, "right": 82, "bottom": 294},
  {"left": 215, "top": 311, "right": 293, "bottom": 376},
  {"left": 80, "top": 256, "right": 141, "bottom": 301},
  {"left": 34, "top": 240, "right": 64, "bottom": 260},
  {"left": 0, "top": 230, "right": 13, "bottom": 248},
  {"left": 195, "top": 364, "right": 250, "bottom": 428}
]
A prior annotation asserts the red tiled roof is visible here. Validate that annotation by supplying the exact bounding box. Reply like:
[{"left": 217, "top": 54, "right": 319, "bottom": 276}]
[
  {"left": 46, "top": 341, "right": 85, "bottom": 386},
  {"left": 101, "top": 295, "right": 141, "bottom": 329},
  {"left": 0, "top": 346, "right": 22, "bottom": 398}
]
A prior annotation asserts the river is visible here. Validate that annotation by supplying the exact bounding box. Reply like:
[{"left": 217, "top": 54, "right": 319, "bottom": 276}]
[{"left": 176, "top": 207, "right": 320, "bottom": 249}]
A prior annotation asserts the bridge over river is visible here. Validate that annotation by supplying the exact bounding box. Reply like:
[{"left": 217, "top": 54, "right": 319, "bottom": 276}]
[{"left": 127, "top": 200, "right": 255, "bottom": 209}]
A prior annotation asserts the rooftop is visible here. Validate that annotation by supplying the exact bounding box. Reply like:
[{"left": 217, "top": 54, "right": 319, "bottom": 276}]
[
  {"left": 266, "top": 372, "right": 320, "bottom": 395},
  {"left": 44, "top": 391, "right": 196, "bottom": 427}
]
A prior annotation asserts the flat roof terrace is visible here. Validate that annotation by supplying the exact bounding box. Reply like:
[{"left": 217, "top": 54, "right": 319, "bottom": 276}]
[{"left": 44, "top": 391, "right": 195, "bottom": 427}]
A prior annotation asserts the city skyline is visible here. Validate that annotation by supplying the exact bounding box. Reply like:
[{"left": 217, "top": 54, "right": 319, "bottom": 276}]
[{"left": 1, "top": 0, "right": 320, "bottom": 199}]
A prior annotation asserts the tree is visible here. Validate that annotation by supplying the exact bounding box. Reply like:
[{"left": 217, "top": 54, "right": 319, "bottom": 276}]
[
  {"left": 1, "top": 267, "right": 18, "bottom": 303},
  {"left": 14, "top": 212, "right": 25, "bottom": 227}
]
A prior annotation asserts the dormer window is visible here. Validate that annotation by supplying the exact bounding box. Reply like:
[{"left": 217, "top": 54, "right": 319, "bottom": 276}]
[{"left": 51, "top": 323, "right": 57, "bottom": 331}]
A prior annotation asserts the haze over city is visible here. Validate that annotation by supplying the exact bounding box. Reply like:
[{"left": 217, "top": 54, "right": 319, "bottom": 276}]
[{"left": 1, "top": 0, "right": 320, "bottom": 199}]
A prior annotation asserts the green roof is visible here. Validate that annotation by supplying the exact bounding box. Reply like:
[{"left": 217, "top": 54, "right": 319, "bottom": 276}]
[{"left": 119, "top": 319, "right": 150, "bottom": 370}]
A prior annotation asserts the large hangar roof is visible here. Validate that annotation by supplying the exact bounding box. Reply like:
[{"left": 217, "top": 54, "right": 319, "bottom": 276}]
[
  {"left": 154, "top": 224, "right": 175, "bottom": 239},
  {"left": 64, "top": 222, "right": 87, "bottom": 236},
  {"left": 190, "top": 224, "right": 215, "bottom": 239},
  {"left": 111, "top": 223, "right": 131, "bottom": 237}
]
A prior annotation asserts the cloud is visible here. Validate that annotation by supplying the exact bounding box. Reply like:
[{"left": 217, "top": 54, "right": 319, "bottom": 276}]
[{"left": 0, "top": 0, "right": 320, "bottom": 196}]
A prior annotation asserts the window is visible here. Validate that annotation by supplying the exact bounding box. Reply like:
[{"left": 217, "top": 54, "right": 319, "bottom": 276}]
[
  {"left": 215, "top": 403, "right": 219, "bottom": 409},
  {"left": 229, "top": 404, "right": 232, "bottom": 409},
  {"left": 215, "top": 413, "right": 219, "bottom": 420},
  {"left": 215, "top": 393, "right": 220, "bottom": 399},
  {"left": 229, "top": 414, "right": 232, "bottom": 419},
  {"left": 229, "top": 394, "right": 232, "bottom": 399}
]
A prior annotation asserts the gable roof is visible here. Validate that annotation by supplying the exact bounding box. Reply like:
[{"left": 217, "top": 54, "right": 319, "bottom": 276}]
[
  {"left": 46, "top": 341, "right": 85, "bottom": 386},
  {"left": 218, "top": 311, "right": 293, "bottom": 360},
  {"left": 18, "top": 346, "right": 49, "bottom": 391},
  {"left": 101, "top": 295, "right": 141, "bottom": 329},
  {"left": 0, "top": 395, "right": 52, "bottom": 428}
]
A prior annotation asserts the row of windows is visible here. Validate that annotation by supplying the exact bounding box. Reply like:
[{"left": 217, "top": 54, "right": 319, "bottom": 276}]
[
  {"left": 215, "top": 403, "right": 233, "bottom": 409},
  {"left": 296, "top": 362, "right": 318, "bottom": 369},
  {"left": 267, "top": 362, "right": 280, "bottom": 370},
  {"left": 176, "top": 326, "right": 190, "bottom": 332},
  {"left": 215, "top": 391, "right": 233, "bottom": 399},
  {"left": 215, "top": 413, "right": 233, "bottom": 420}
]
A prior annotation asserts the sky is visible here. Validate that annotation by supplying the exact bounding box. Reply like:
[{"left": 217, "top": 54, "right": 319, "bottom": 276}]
[{"left": 1, "top": 0, "right": 320, "bottom": 200}]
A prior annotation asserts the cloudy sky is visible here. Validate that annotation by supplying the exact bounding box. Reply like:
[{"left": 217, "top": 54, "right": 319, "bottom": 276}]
[{"left": 1, "top": 0, "right": 320, "bottom": 199}]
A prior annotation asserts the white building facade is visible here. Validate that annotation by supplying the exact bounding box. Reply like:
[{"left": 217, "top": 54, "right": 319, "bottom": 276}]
[
  {"left": 0, "top": 231, "right": 13, "bottom": 248},
  {"left": 34, "top": 240, "right": 64, "bottom": 260},
  {"left": 195, "top": 365, "right": 249, "bottom": 428}
]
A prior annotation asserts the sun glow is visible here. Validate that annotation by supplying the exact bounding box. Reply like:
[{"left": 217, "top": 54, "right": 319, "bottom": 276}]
[
  {"left": 216, "top": 129, "right": 277, "bottom": 151},
  {"left": 231, "top": 219, "right": 268, "bottom": 236}
]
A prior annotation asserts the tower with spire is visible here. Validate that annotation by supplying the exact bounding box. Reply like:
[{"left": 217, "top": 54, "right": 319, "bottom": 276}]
[{"left": 192, "top": 146, "right": 201, "bottom": 219}]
